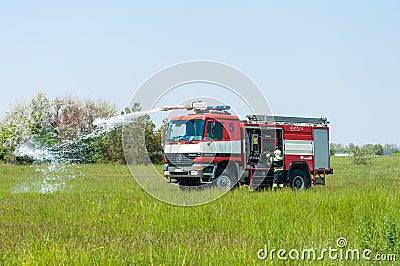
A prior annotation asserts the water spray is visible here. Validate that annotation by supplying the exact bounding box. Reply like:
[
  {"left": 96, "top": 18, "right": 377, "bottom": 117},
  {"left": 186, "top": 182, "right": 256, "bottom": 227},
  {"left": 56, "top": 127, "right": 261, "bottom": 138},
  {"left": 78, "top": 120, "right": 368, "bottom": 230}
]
[{"left": 92, "top": 101, "right": 208, "bottom": 127}]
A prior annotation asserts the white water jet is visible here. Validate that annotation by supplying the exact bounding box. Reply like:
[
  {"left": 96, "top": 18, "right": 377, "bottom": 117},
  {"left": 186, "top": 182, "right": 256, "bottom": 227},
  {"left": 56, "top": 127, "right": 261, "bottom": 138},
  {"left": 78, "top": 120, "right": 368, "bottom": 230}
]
[
  {"left": 93, "top": 107, "right": 163, "bottom": 127},
  {"left": 12, "top": 108, "right": 165, "bottom": 194}
]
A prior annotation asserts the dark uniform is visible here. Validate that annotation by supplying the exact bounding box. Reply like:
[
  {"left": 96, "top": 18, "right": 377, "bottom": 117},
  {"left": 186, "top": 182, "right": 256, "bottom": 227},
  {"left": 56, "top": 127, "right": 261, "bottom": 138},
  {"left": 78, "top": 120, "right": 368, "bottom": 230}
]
[{"left": 270, "top": 150, "right": 284, "bottom": 191}]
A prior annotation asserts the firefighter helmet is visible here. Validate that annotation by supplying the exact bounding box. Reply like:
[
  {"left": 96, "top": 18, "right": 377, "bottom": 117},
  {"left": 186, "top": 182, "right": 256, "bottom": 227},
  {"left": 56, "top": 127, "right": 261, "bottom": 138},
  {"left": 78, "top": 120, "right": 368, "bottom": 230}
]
[{"left": 274, "top": 149, "right": 282, "bottom": 156}]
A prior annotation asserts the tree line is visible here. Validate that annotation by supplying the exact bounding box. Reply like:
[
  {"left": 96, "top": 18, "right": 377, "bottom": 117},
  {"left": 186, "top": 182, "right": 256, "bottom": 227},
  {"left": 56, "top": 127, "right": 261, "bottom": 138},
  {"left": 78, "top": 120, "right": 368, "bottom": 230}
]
[
  {"left": 0, "top": 91, "right": 165, "bottom": 164},
  {"left": 330, "top": 143, "right": 399, "bottom": 156},
  {"left": 330, "top": 143, "right": 400, "bottom": 165},
  {"left": 1, "top": 91, "right": 399, "bottom": 165}
]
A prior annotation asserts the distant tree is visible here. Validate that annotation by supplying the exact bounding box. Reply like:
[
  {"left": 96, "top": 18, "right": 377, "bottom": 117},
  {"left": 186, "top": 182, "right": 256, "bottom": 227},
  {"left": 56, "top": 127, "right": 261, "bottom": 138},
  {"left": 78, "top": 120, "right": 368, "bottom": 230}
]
[
  {"left": 2, "top": 98, "right": 32, "bottom": 152},
  {"left": 330, "top": 143, "right": 349, "bottom": 155},
  {"left": 348, "top": 143, "right": 356, "bottom": 153},
  {"left": 384, "top": 144, "right": 399, "bottom": 156},
  {"left": 0, "top": 126, "right": 15, "bottom": 162},
  {"left": 158, "top": 118, "right": 169, "bottom": 145},
  {"left": 373, "top": 144, "right": 384, "bottom": 156},
  {"left": 30, "top": 91, "right": 59, "bottom": 147},
  {"left": 330, "top": 143, "right": 336, "bottom": 156},
  {"left": 360, "top": 144, "right": 384, "bottom": 156},
  {"left": 51, "top": 95, "right": 116, "bottom": 140},
  {"left": 94, "top": 124, "right": 124, "bottom": 163}
]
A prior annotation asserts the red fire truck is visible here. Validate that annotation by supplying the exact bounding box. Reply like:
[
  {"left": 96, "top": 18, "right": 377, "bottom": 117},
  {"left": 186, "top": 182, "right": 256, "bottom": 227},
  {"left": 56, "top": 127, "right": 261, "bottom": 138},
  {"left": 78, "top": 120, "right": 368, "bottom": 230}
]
[{"left": 163, "top": 102, "right": 333, "bottom": 191}]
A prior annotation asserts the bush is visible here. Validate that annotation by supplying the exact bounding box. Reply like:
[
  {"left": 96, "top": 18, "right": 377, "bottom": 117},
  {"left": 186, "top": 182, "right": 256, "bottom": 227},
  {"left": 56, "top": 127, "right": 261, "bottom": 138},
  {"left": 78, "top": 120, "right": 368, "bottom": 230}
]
[{"left": 351, "top": 146, "right": 374, "bottom": 165}]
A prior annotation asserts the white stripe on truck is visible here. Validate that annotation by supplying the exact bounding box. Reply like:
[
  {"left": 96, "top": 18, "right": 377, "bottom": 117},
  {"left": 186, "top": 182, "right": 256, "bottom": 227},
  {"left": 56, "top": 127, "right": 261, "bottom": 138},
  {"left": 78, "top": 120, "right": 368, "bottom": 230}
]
[{"left": 165, "top": 140, "right": 241, "bottom": 154}]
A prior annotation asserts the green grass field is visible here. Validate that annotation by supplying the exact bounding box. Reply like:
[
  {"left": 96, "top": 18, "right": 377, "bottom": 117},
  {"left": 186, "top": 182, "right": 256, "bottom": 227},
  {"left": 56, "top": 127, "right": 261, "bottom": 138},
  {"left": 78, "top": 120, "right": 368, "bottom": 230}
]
[{"left": 0, "top": 156, "right": 399, "bottom": 265}]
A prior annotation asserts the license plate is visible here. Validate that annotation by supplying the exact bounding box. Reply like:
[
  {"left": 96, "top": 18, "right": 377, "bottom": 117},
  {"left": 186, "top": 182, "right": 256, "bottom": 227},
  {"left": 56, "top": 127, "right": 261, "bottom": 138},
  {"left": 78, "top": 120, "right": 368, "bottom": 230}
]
[{"left": 174, "top": 168, "right": 184, "bottom": 172}]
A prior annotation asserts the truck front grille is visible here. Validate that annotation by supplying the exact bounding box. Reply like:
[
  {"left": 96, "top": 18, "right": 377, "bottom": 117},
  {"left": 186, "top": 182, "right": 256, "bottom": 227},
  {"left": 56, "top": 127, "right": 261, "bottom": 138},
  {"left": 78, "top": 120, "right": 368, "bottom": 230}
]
[{"left": 165, "top": 153, "right": 195, "bottom": 166}]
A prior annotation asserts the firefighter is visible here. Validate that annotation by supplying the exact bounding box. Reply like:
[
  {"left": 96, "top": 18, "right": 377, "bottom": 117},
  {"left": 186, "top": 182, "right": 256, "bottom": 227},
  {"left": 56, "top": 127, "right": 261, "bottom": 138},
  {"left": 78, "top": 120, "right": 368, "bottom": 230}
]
[{"left": 268, "top": 149, "right": 284, "bottom": 191}]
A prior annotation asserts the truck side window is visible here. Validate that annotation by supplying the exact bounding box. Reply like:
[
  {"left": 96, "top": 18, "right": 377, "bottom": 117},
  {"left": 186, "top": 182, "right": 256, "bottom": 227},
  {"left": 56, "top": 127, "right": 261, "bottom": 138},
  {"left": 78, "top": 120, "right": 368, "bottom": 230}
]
[{"left": 206, "top": 121, "right": 224, "bottom": 140}]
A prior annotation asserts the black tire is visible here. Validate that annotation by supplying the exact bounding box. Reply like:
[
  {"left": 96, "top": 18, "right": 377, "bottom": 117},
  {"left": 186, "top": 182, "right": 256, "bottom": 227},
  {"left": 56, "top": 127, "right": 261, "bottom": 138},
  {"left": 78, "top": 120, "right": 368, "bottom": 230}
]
[
  {"left": 289, "top": 169, "right": 311, "bottom": 190},
  {"left": 213, "top": 169, "right": 237, "bottom": 192}
]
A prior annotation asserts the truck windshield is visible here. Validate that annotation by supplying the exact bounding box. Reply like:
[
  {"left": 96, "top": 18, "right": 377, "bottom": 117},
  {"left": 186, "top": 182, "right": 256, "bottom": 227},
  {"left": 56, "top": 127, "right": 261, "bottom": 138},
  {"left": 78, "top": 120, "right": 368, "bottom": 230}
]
[{"left": 166, "top": 119, "right": 205, "bottom": 141}]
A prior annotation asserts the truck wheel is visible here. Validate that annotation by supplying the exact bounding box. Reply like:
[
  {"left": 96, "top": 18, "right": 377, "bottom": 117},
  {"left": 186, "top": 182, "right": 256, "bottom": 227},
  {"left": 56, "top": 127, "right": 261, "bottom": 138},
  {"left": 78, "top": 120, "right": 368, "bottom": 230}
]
[
  {"left": 214, "top": 170, "right": 237, "bottom": 192},
  {"left": 289, "top": 169, "right": 311, "bottom": 190}
]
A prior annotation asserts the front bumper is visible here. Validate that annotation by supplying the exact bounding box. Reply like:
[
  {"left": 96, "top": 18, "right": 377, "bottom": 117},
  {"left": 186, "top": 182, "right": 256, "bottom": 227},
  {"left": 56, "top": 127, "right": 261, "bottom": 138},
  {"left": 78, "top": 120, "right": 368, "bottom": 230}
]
[{"left": 164, "top": 164, "right": 215, "bottom": 184}]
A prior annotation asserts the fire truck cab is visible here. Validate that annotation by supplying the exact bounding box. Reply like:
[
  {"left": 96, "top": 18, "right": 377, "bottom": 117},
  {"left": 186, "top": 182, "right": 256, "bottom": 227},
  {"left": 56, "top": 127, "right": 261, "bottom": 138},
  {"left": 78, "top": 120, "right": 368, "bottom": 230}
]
[{"left": 163, "top": 103, "right": 333, "bottom": 191}]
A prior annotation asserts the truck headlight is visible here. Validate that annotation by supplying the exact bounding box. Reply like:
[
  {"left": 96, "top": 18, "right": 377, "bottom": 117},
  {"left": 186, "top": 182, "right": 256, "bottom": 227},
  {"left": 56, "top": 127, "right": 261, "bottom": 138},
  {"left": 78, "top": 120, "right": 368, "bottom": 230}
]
[{"left": 190, "top": 170, "right": 199, "bottom": 176}]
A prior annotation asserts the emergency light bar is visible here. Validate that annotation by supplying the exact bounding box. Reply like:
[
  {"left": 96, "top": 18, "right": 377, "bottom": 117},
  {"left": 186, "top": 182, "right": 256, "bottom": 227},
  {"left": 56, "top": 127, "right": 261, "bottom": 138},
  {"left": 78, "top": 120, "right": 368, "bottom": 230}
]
[{"left": 207, "top": 105, "right": 231, "bottom": 111}]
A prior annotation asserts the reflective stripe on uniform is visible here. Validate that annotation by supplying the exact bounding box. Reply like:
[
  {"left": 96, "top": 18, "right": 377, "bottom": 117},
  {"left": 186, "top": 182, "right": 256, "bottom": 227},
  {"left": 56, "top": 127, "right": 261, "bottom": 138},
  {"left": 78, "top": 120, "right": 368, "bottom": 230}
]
[{"left": 274, "top": 167, "right": 283, "bottom": 172}]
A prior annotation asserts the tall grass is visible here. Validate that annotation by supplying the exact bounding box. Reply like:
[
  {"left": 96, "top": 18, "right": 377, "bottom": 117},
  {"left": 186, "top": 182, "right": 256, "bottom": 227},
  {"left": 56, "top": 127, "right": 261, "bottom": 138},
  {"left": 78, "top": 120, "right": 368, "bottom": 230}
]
[{"left": 0, "top": 157, "right": 399, "bottom": 265}]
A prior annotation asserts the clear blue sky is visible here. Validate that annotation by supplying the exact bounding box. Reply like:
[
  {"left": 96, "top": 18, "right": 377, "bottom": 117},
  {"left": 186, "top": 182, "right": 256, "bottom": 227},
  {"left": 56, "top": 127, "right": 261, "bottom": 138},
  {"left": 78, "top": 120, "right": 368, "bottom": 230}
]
[{"left": 0, "top": 1, "right": 399, "bottom": 145}]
